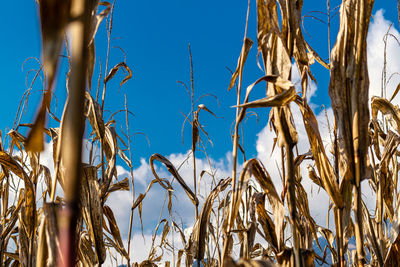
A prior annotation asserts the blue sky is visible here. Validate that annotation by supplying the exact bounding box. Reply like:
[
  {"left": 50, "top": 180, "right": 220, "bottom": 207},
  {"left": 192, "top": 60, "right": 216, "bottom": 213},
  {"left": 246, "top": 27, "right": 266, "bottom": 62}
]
[
  {"left": 1, "top": 1, "right": 397, "bottom": 163},
  {"left": 0, "top": 1, "right": 332, "bottom": 161},
  {"left": 2, "top": 1, "right": 400, "bottom": 265}
]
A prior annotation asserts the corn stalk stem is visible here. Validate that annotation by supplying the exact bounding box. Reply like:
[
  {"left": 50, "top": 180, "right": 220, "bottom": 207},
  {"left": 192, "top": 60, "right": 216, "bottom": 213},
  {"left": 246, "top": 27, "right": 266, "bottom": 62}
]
[
  {"left": 221, "top": 101, "right": 241, "bottom": 267},
  {"left": 58, "top": 0, "right": 89, "bottom": 265},
  {"left": 126, "top": 95, "right": 135, "bottom": 267},
  {"left": 221, "top": 47, "right": 244, "bottom": 267},
  {"left": 285, "top": 142, "right": 302, "bottom": 267},
  {"left": 335, "top": 207, "right": 345, "bottom": 267},
  {"left": 354, "top": 185, "right": 365, "bottom": 266},
  {"left": 221, "top": 6, "right": 251, "bottom": 261},
  {"left": 188, "top": 44, "right": 199, "bottom": 220},
  {"left": 352, "top": 0, "right": 368, "bottom": 263}
]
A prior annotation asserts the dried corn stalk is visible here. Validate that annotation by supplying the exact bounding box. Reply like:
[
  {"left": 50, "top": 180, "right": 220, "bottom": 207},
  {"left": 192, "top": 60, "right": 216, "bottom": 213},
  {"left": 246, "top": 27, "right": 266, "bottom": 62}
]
[{"left": 328, "top": 0, "right": 375, "bottom": 265}]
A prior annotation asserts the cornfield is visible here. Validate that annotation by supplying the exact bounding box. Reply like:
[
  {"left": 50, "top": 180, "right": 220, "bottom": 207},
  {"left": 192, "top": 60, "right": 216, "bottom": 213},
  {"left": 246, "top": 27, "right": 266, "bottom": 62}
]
[{"left": 3, "top": 0, "right": 400, "bottom": 266}]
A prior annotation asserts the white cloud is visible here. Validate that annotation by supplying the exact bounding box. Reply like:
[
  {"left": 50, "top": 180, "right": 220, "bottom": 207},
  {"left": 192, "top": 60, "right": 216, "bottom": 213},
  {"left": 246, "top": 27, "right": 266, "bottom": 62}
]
[{"left": 368, "top": 10, "right": 400, "bottom": 103}]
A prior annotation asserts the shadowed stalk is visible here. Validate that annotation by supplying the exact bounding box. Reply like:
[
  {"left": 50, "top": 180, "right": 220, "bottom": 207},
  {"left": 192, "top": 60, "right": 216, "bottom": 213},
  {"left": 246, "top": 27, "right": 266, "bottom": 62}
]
[{"left": 57, "top": 0, "right": 90, "bottom": 266}]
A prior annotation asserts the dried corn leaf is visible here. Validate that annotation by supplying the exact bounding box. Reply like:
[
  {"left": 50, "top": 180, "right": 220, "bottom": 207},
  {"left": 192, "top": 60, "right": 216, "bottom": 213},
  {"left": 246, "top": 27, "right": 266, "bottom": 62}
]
[
  {"left": 277, "top": 0, "right": 316, "bottom": 98},
  {"left": 250, "top": 162, "right": 285, "bottom": 250},
  {"left": 106, "top": 177, "right": 129, "bottom": 194},
  {"left": 119, "top": 149, "right": 132, "bottom": 169},
  {"left": 103, "top": 205, "right": 128, "bottom": 259},
  {"left": 88, "top": 41, "right": 95, "bottom": 91},
  {"left": 89, "top": 1, "right": 111, "bottom": 45},
  {"left": 18, "top": 206, "right": 30, "bottom": 267},
  {"left": 104, "top": 62, "right": 132, "bottom": 87},
  {"left": 361, "top": 201, "right": 384, "bottom": 266},
  {"left": 148, "top": 219, "right": 169, "bottom": 262},
  {"left": 228, "top": 38, "right": 253, "bottom": 91},
  {"left": 317, "top": 226, "right": 337, "bottom": 260},
  {"left": 103, "top": 123, "right": 117, "bottom": 162},
  {"left": 8, "top": 130, "right": 26, "bottom": 153},
  {"left": 390, "top": 82, "right": 400, "bottom": 102},
  {"left": 236, "top": 75, "right": 294, "bottom": 126},
  {"left": 307, "top": 165, "right": 323, "bottom": 188},
  {"left": 237, "top": 86, "right": 297, "bottom": 109},
  {"left": 386, "top": 194, "right": 400, "bottom": 265},
  {"left": 371, "top": 96, "right": 400, "bottom": 134},
  {"left": 150, "top": 153, "right": 198, "bottom": 206},
  {"left": 81, "top": 164, "right": 106, "bottom": 264},
  {"left": 305, "top": 42, "right": 329, "bottom": 70},
  {"left": 85, "top": 91, "right": 105, "bottom": 139},
  {"left": 176, "top": 249, "right": 184, "bottom": 267},
  {"left": 297, "top": 102, "right": 343, "bottom": 208},
  {"left": 256, "top": 0, "right": 290, "bottom": 80},
  {"left": 1, "top": 190, "right": 24, "bottom": 240},
  {"left": 295, "top": 181, "right": 318, "bottom": 250},
  {"left": 101, "top": 125, "right": 118, "bottom": 197},
  {"left": 369, "top": 120, "right": 383, "bottom": 160},
  {"left": 78, "top": 232, "right": 97, "bottom": 266},
  {"left": 377, "top": 131, "right": 400, "bottom": 222},
  {"left": 252, "top": 192, "right": 278, "bottom": 252},
  {"left": 0, "top": 152, "right": 36, "bottom": 238},
  {"left": 39, "top": 165, "right": 52, "bottom": 196},
  {"left": 0, "top": 152, "right": 29, "bottom": 182}
]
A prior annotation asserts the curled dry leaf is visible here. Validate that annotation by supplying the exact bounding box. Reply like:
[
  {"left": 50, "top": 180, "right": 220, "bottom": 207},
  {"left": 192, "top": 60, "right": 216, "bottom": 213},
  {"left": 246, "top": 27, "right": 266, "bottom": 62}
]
[
  {"left": 89, "top": 1, "right": 111, "bottom": 45},
  {"left": 104, "top": 62, "right": 133, "bottom": 87},
  {"left": 85, "top": 91, "right": 105, "bottom": 139},
  {"left": 371, "top": 96, "right": 400, "bottom": 134},
  {"left": 150, "top": 153, "right": 198, "bottom": 206},
  {"left": 103, "top": 205, "right": 128, "bottom": 259},
  {"left": 228, "top": 38, "right": 253, "bottom": 91}
]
